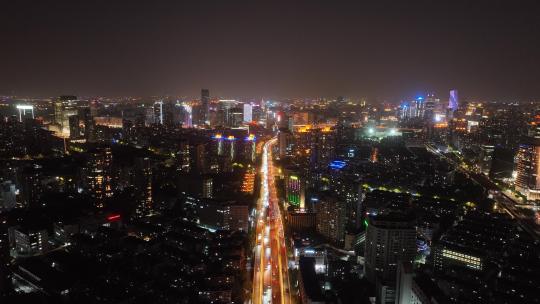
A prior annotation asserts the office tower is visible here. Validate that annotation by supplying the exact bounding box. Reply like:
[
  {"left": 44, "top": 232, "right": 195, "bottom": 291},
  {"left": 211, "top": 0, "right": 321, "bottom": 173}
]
[
  {"left": 413, "top": 97, "right": 425, "bottom": 118},
  {"left": 153, "top": 101, "right": 163, "bottom": 124},
  {"left": 364, "top": 213, "right": 416, "bottom": 284},
  {"left": 202, "top": 177, "right": 213, "bottom": 199},
  {"left": 448, "top": 89, "right": 459, "bottom": 112},
  {"left": 68, "top": 115, "right": 80, "bottom": 139},
  {"left": 201, "top": 89, "right": 210, "bottom": 125},
  {"left": 181, "top": 104, "right": 193, "bottom": 128},
  {"left": 314, "top": 195, "right": 346, "bottom": 245},
  {"left": 86, "top": 146, "right": 113, "bottom": 208},
  {"left": 243, "top": 103, "right": 253, "bottom": 123},
  {"left": 163, "top": 101, "right": 176, "bottom": 128},
  {"left": 424, "top": 93, "right": 437, "bottom": 121}
]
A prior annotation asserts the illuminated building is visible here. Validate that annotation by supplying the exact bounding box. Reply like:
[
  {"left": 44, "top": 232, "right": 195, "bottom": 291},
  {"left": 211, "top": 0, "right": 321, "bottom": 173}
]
[
  {"left": 515, "top": 137, "right": 540, "bottom": 200},
  {"left": 10, "top": 226, "right": 49, "bottom": 257},
  {"left": 424, "top": 93, "right": 439, "bottom": 121},
  {"left": 202, "top": 177, "right": 213, "bottom": 199},
  {"left": 86, "top": 146, "right": 113, "bottom": 208},
  {"left": 433, "top": 244, "right": 483, "bottom": 271},
  {"left": 54, "top": 96, "right": 78, "bottom": 135},
  {"left": 243, "top": 103, "right": 252, "bottom": 123},
  {"left": 413, "top": 96, "right": 425, "bottom": 118},
  {"left": 448, "top": 89, "right": 459, "bottom": 112},
  {"left": 243, "top": 134, "right": 256, "bottom": 163},
  {"left": 285, "top": 174, "right": 305, "bottom": 208},
  {"left": 68, "top": 115, "right": 81, "bottom": 139},
  {"left": 241, "top": 169, "right": 256, "bottom": 194},
  {"left": 310, "top": 127, "right": 336, "bottom": 169},
  {"left": 134, "top": 157, "right": 153, "bottom": 217},
  {"left": 80, "top": 107, "right": 96, "bottom": 143},
  {"left": 364, "top": 213, "right": 416, "bottom": 283},
  {"left": 153, "top": 101, "right": 163, "bottom": 124},
  {"left": 16, "top": 105, "right": 34, "bottom": 122},
  {"left": 278, "top": 129, "right": 294, "bottom": 158},
  {"left": 314, "top": 194, "right": 346, "bottom": 245},
  {"left": 287, "top": 211, "right": 316, "bottom": 231}
]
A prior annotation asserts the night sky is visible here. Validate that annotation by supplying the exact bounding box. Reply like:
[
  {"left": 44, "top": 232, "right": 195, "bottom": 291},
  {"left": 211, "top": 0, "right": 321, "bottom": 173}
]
[{"left": 1, "top": 1, "right": 539, "bottom": 101}]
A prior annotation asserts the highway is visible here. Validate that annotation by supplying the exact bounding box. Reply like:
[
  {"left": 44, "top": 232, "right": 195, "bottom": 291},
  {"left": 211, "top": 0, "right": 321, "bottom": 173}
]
[{"left": 252, "top": 138, "right": 291, "bottom": 304}]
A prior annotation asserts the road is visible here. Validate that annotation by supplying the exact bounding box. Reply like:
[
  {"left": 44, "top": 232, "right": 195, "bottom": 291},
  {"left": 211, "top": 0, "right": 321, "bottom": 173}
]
[
  {"left": 426, "top": 144, "right": 540, "bottom": 240},
  {"left": 252, "top": 138, "right": 291, "bottom": 304}
]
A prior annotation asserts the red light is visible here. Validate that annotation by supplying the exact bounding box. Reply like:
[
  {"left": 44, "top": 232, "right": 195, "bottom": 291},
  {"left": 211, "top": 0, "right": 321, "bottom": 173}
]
[{"left": 107, "top": 214, "right": 121, "bottom": 221}]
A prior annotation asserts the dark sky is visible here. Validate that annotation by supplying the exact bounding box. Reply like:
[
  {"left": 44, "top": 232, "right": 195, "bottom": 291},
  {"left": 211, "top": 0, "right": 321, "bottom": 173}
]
[{"left": 1, "top": 1, "right": 539, "bottom": 101}]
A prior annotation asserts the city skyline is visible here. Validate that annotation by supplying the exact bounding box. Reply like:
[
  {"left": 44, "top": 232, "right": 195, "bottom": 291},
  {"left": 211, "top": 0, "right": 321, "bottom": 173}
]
[{"left": 1, "top": 1, "right": 540, "bottom": 100}]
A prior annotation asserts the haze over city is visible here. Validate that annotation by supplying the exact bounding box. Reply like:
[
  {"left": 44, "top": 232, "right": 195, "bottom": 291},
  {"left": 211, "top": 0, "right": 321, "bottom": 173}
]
[{"left": 1, "top": 1, "right": 540, "bottom": 100}]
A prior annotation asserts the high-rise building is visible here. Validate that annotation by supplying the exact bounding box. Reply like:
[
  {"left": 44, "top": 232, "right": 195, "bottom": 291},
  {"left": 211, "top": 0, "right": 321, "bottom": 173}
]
[
  {"left": 515, "top": 137, "right": 540, "bottom": 200},
  {"left": 314, "top": 194, "right": 346, "bottom": 245},
  {"left": 134, "top": 157, "right": 153, "bottom": 218},
  {"left": 79, "top": 107, "right": 96, "bottom": 143},
  {"left": 515, "top": 112, "right": 540, "bottom": 200},
  {"left": 285, "top": 173, "right": 305, "bottom": 209},
  {"left": 243, "top": 103, "right": 253, "bottom": 123},
  {"left": 448, "top": 89, "right": 459, "bottom": 112},
  {"left": 364, "top": 213, "right": 416, "bottom": 284},
  {"left": 424, "top": 93, "right": 438, "bottom": 121},
  {"left": 202, "top": 177, "right": 213, "bottom": 199},
  {"left": 278, "top": 129, "right": 294, "bottom": 159},
  {"left": 201, "top": 89, "right": 210, "bottom": 126},
  {"left": 86, "top": 146, "right": 113, "bottom": 208},
  {"left": 68, "top": 115, "right": 81, "bottom": 139},
  {"left": 153, "top": 101, "right": 163, "bottom": 125}
]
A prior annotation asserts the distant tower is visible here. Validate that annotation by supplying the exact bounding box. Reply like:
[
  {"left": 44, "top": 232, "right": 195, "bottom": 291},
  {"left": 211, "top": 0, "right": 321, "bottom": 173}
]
[
  {"left": 153, "top": 101, "right": 163, "bottom": 125},
  {"left": 201, "top": 89, "right": 210, "bottom": 125},
  {"left": 243, "top": 103, "right": 253, "bottom": 123},
  {"left": 449, "top": 89, "right": 459, "bottom": 112}
]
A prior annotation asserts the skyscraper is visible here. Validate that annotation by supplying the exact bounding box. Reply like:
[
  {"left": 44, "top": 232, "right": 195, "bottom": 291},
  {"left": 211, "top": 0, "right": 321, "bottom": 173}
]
[
  {"left": 201, "top": 89, "right": 210, "bottom": 126},
  {"left": 314, "top": 194, "right": 346, "bottom": 245},
  {"left": 243, "top": 103, "right": 253, "bottom": 123},
  {"left": 448, "top": 89, "right": 459, "bottom": 112},
  {"left": 153, "top": 101, "right": 163, "bottom": 125},
  {"left": 86, "top": 146, "right": 113, "bottom": 208}
]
